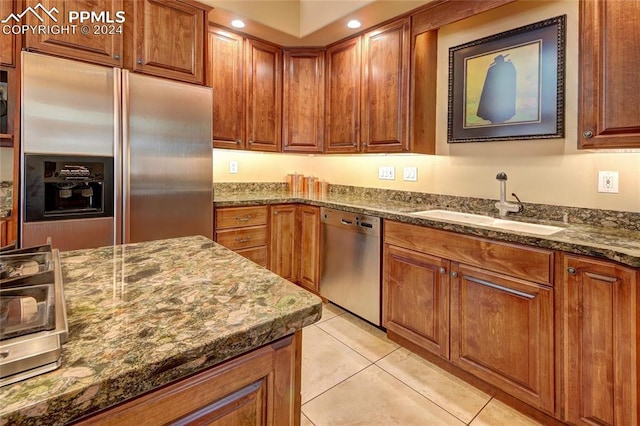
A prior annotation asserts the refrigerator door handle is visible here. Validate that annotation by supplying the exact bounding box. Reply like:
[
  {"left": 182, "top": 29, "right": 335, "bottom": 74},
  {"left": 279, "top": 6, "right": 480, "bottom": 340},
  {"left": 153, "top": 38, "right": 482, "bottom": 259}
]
[
  {"left": 121, "top": 69, "right": 131, "bottom": 244},
  {"left": 114, "top": 68, "right": 123, "bottom": 245}
]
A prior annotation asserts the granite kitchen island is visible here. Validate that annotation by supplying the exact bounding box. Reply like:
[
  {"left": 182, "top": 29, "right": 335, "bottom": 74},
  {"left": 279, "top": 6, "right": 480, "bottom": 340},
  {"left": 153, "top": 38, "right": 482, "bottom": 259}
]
[{"left": 0, "top": 236, "right": 322, "bottom": 425}]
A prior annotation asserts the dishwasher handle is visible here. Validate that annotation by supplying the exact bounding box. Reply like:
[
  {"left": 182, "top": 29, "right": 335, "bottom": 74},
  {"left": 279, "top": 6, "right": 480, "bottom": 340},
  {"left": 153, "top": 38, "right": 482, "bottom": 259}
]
[{"left": 340, "top": 219, "right": 353, "bottom": 225}]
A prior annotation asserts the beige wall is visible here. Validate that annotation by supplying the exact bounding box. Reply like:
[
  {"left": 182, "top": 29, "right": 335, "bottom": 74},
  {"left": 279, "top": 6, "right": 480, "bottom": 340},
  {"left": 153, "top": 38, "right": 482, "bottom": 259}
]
[{"left": 213, "top": 0, "right": 640, "bottom": 213}]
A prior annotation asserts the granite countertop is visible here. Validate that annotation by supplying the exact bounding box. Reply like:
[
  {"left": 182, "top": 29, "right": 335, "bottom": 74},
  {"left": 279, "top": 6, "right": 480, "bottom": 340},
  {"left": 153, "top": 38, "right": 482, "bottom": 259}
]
[
  {"left": 0, "top": 236, "right": 322, "bottom": 426},
  {"left": 214, "top": 190, "right": 640, "bottom": 268}
]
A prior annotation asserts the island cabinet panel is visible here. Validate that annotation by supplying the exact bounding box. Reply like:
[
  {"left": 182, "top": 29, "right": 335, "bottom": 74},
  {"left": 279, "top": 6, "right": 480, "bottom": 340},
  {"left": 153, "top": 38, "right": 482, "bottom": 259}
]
[
  {"left": 22, "top": 0, "right": 124, "bottom": 67},
  {"left": 214, "top": 206, "right": 269, "bottom": 267},
  {"left": 450, "top": 263, "right": 555, "bottom": 413},
  {"left": 209, "top": 27, "right": 244, "bottom": 149},
  {"left": 325, "top": 36, "right": 362, "bottom": 153},
  {"left": 361, "top": 18, "right": 410, "bottom": 153},
  {"left": 282, "top": 49, "right": 325, "bottom": 153},
  {"left": 75, "top": 333, "right": 300, "bottom": 426},
  {"left": 298, "top": 205, "right": 320, "bottom": 293},
  {"left": 127, "top": 0, "right": 207, "bottom": 84},
  {"left": 246, "top": 39, "right": 282, "bottom": 152},
  {"left": 561, "top": 254, "right": 639, "bottom": 425},
  {"left": 0, "top": 0, "right": 17, "bottom": 66},
  {"left": 579, "top": 0, "right": 640, "bottom": 149},
  {"left": 269, "top": 204, "right": 298, "bottom": 282},
  {"left": 383, "top": 244, "right": 450, "bottom": 358}
]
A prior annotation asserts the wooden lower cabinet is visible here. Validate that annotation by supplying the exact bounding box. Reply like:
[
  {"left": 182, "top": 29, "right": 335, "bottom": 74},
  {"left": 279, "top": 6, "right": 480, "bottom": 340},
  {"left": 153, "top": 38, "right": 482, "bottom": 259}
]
[
  {"left": 298, "top": 205, "right": 320, "bottom": 293},
  {"left": 383, "top": 244, "right": 449, "bottom": 358},
  {"left": 450, "top": 263, "right": 554, "bottom": 413},
  {"left": 561, "top": 254, "right": 639, "bottom": 425},
  {"left": 75, "top": 332, "right": 301, "bottom": 425},
  {"left": 269, "top": 205, "right": 298, "bottom": 282},
  {"left": 214, "top": 206, "right": 269, "bottom": 267}
]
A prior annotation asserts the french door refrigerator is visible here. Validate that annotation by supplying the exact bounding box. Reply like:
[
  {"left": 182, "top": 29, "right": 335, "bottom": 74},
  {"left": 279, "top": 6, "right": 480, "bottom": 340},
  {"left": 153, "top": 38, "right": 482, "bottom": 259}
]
[{"left": 20, "top": 52, "right": 213, "bottom": 251}]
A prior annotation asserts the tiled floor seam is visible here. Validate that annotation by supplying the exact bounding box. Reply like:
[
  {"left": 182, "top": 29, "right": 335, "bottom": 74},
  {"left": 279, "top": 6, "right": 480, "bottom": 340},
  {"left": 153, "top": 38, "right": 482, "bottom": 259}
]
[
  {"left": 301, "top": 364, "right": 375, "bottom": 410},
  {"left": 466, "top": 397, "right": 494, "bottom": 425}
]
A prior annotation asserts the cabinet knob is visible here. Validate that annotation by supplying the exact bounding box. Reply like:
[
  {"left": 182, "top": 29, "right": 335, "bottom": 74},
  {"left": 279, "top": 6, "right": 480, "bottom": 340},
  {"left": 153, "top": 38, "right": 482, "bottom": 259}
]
[
  {"left": 439, "top": 267, "right": 446, "bottom": 274},
  {"left": 450, "top": 271, "right": 458, "bottom": 278},
  {"left": 137, "top": 59, "right": 143, "bottom": 65},
  {"left": 583, "top": 130, "right": 593, "bottom": 138},
  {"left": 114, "top": 54, "right": 121, "bottom": 60},
  {"left": 274, "top": 211, "right": 278, "bottom": 215},
  {"left": 248, "top": 140, "right": 253, "bottom": 145},
  {"left": 236, "top": 139, "right": 241, "bottom": 144},
  {"left": 567, "top": 267, "right": 577, "bottom": 275}
]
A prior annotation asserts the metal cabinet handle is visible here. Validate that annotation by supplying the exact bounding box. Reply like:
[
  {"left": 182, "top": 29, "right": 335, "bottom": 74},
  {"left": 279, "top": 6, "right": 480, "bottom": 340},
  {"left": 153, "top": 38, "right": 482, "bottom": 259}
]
[
  {"left": 450, "top": 271, "right": 458, "bottom": 278},
  {"left": 567, "top": 267, "right": 577, "bottom": 275},
  {"left": 439, "top": 267, "right": 446, "bottom": 274},
  {"left": 114, "top": 54, "right": 121, "bottom": 60},
  {"left": 137, "top": 59, "right": 143, "bottom": 65},
  {"left": 0, "top": 350, "right": 9, "bottom": 359},
  {"left": 235, "top": 215, "right": 252, "bottom": 222},
  {"left": 235, "top": 236, "right": 251, "bottom": 243},
  {"left": 583, "top": 130, "right": 593, "bottom": 138}
]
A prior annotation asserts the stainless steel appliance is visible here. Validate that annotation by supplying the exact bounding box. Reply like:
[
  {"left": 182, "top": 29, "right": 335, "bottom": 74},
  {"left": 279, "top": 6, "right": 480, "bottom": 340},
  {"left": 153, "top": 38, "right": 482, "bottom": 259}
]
[
  {"left": 0, "top": 244, "right": 68, "bottom": 387},
  {"left": 20, "top": 52, "right": 213, "bottom": 251},
  {"left": 319, "top": 207, "right": 382, "bottom": 326}
]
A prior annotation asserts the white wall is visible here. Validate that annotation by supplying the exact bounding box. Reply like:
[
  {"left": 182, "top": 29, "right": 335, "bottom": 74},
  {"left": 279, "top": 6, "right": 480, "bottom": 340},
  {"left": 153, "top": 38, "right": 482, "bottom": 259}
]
[{"left": 213, "top": 0, "right": 640, "bottom": 213}]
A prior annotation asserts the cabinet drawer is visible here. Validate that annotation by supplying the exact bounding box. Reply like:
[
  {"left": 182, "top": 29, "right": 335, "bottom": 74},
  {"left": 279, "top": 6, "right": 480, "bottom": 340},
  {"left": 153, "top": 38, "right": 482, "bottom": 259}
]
[
  {"left": 384, "top": 221, "right": 553, "bottom": 285},
  {"left": 215, "top": 226, "right": 268, "bottom": 250},
  {"left": 216, "top": 206, "right": 268, "bottom": 229},
  {"left": 236, "top": 246, "right": 268, "bottom": 267}
]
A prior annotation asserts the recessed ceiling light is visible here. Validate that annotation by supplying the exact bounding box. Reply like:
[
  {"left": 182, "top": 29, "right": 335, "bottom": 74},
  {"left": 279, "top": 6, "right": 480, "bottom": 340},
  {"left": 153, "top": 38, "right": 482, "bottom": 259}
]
[
  {"left": 347, "top": 20, "right": 361, "bottom": 29},
  {"left": 231, "top": 19, "right": 245, "bottom": 29}
]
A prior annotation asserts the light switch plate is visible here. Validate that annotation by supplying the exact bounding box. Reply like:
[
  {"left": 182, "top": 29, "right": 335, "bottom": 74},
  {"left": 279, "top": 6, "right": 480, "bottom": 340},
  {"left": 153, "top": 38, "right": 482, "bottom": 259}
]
[
  {"left": 229, "top": 161, "right": 238, "bottom": 174},
  {"left": 378, "top": 166, "right": 395, "bottom": 180},
  {"left": 598, "top": 171, "right": 618, "bottom": 193},
  {"left": 403, "top": 167, "right": 417, "bottom": 182}
]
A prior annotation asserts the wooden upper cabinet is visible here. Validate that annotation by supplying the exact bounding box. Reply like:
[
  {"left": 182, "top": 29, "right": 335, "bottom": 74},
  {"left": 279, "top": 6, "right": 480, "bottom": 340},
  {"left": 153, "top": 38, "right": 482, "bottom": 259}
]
[
  {"left": 283, "top": 49, "right": 325, "bottom": 153},
  {"left": 325, "top": 36, "right": 361, "bottom": 153},
  {"left": 209, "top": 27, "right": 244, "bottom": 149},
  {"left": 579, "top": 0, "right": 640, "bottom": 148},
  {"left": 0, "top": 0, "right": 17, "bottom": 66},
  {"left": 128, "top": 0, "right": 207, "bottom": 84},
  {"left": 246, "top": 39, "right": 282, "bottom": 152},
  {"left": 361, "top": 18, "right": 410, "bottom": 153},
  {"left": 562, "top": 254, "right": 638, "bottom": 425},
  {"left": 22, "top": 0, "right": 124, "bottom": 67}
]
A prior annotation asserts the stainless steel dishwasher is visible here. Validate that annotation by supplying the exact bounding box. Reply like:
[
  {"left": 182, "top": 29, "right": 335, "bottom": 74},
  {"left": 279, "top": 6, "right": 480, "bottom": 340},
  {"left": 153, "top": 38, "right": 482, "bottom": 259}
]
[{"left": 319, "top": 207, "right": 381, "bottom": 326}]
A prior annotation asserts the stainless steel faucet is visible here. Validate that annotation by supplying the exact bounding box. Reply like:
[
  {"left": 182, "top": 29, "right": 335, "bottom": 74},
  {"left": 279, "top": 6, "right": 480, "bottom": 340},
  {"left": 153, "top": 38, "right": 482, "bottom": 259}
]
[{"left": 495, "top": 172, "right": 523, "bottom": 217}]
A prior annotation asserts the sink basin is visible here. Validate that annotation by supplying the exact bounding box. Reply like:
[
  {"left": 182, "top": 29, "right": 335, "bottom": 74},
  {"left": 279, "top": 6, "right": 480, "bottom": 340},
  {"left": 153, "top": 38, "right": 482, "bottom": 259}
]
[
  {"left": 411, "top": 209, "right": 564, "bottom": 235},
  {"left": 411, "top": 210, "right": 494, "bottom": 225}
]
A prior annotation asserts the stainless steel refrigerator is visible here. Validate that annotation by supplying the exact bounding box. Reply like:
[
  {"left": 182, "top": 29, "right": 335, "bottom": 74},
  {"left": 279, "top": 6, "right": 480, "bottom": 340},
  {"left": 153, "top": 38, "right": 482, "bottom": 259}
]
[{"left": 20, "top": 52, "right": 213, "bottom": 250}]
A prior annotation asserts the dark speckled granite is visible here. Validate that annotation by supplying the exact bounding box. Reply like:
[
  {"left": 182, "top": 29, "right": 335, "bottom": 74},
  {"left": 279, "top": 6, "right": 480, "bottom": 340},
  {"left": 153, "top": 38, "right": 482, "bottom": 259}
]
[
  {"left": 213, "top": 183, "right": 640, "bottom": 268},
  {"left": 0, "top": 236, "right": 322, "bottom": 426}
]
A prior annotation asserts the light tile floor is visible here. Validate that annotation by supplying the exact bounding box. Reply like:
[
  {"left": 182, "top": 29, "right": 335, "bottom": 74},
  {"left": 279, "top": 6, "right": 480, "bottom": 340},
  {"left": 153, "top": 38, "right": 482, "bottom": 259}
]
[{"left": 301, "top": 304, "right": 543, "bottom": 426}]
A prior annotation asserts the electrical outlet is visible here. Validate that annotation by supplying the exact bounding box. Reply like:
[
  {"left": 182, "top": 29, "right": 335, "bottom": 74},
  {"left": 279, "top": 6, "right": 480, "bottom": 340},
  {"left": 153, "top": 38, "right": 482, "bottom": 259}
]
[
  {"left": 229, "top": 161, "right": 238, "bottom": 174},
  {"left": 403, "top": 167, "right": 417, "bottom": 182},
  {"left": 598, "top": 171, "right": 619, "bottom": 193},
  {"left": 378, "top": 166, "right": 395, "bottom": 180}
]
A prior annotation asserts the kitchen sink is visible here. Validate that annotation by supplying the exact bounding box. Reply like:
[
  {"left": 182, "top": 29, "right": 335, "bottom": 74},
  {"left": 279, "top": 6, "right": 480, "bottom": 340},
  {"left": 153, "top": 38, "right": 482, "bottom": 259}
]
[{"left": 410, "top": 209, "right": 564, "bottom": 235}]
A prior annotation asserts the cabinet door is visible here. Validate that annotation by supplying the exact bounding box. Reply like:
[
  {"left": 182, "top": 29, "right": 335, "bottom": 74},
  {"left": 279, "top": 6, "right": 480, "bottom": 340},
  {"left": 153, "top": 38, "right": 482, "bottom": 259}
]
[
  {"left": 23, "top": 0, "right": 124, "bottom": 67},
  {"left": 0, "top": 0, "right": 17, "bottom": 66},
  {"left": 269, "top": 205, "right": 297, "bottom": 282},
  {"left": 246, "top": 39, "right": 282, "bottom": 152},
  {"left": 130, "top": 0, "right": 205, "bottom": 84},
  {"left": 325, "top": 37, "right": 361, "bottom": 153},
  {"left": 579, "top": 0, "right": 640, "bottom": 148},
  {"left": 361, "top": 18, "right": 410, "bottom": 153},
  {"left": 450, "top": 263, "right": 554, "bottom": 413},
  {"left": 562, "top": 254, "right": 638, "bottom": 425},
  {"left": 298, "top": 205, "right": 320, "bottom": 293},
  {"left": 209, "top": 27, "right": 244, "bottom": 149},
  {"left": 383, "top": 244, "right": 450, "bottom": 358},
  {"left": 283, "top": 50, "right": 325, "bottom": 153}
]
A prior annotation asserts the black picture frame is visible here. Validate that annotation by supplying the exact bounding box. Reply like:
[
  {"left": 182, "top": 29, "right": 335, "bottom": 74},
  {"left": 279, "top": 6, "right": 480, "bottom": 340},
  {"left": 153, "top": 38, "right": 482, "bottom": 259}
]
[{"left": 447, "top": 15, "right": 566, "bottom": 143}]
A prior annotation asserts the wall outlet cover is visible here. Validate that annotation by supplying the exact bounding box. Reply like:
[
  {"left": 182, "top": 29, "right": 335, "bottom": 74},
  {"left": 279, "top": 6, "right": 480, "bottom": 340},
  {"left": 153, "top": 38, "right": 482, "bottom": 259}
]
[
  {"left": 378, "top": 166, "right": 395, "bottom": 180},
  {"left": 229, "top": 161, "right": 238, "bottom": 174},
  {"left": 598, "top": 171, "right": 619, "bottom": 193},
  {"left": 403, "top": 167, "right": 417, "bottom": 182}
]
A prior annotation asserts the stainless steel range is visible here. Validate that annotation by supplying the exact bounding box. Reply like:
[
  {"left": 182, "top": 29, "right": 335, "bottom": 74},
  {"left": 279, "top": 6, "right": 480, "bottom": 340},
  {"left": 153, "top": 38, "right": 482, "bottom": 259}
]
[{"left": 0, "top": 244, "right": 68, "bottom": 387}]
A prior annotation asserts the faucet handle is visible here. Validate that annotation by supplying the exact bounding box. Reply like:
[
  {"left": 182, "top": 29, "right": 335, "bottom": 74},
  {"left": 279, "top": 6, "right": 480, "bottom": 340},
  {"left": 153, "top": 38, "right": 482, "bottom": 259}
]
[{"left": 496, "top": 172, "right": 508, "bottom": 181}]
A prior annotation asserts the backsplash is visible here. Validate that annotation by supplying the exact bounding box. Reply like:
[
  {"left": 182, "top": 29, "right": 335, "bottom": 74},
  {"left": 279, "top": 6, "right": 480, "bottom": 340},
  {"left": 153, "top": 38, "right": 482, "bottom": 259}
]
[
  {"left": 213, "top": 182, "right": 289, "bottom": 196},
  {"left": 0, "top": 181, "right": 12, "bottom": 218}
]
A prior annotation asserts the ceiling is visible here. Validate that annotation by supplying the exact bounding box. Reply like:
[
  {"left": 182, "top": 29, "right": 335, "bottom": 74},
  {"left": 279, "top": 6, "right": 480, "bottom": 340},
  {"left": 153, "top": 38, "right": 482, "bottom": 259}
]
[{"left": 199, "top": 0, "right": 433, "bottom": 46}]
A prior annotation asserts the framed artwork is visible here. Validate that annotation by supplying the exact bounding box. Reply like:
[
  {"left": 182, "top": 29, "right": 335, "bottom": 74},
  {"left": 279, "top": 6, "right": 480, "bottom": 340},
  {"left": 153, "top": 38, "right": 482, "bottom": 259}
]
[{"left": 447, "top": 15, "right": 566, "bottom": 143}]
